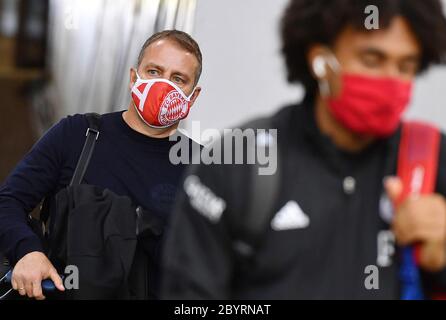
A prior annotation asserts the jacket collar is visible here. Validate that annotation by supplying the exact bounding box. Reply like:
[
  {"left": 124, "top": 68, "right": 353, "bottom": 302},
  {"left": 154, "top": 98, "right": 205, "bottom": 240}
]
[{"left": 296, "top": 94, "right": 401, "bottom": 177}]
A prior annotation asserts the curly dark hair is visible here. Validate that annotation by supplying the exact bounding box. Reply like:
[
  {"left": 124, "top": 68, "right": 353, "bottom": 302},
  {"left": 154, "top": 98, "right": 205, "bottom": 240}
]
[{"left": 281, "top": 0, "right": 446, "bottom": 93}]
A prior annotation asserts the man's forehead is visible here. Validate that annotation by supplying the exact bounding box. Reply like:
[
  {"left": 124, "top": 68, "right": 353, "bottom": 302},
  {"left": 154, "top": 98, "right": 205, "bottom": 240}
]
[
  {"left": 142, "top": 39, "right": 198, "bottom": 68},
  {"left": 336, "top": 18, "right": 421, "bottom": 57}
]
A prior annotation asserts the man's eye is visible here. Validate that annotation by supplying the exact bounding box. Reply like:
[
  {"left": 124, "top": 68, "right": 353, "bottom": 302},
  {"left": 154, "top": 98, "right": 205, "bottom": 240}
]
[
  {"left": 361, "top": 55, "right": 381, "bottom": 68},
  {"left": 148, "top": 69, "right": 159, "bottom": 75},
  {"left": 399, "top": 62, "right": 418, "bottom": 76},
  {"left": 173, "top": 77, "right": 184, "bottom": 84}
]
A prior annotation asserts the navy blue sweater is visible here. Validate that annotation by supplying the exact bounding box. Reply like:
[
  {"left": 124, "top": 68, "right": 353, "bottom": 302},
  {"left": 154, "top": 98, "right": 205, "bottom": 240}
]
[{"left": 0, "top": 110, "right": 195, "bottom": 297}]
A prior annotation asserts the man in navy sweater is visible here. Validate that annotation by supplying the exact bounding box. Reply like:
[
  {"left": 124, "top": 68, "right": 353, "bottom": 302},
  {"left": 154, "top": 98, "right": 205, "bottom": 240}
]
[{"left": 0, "top": 30, "right": 202, "bottom": 300}]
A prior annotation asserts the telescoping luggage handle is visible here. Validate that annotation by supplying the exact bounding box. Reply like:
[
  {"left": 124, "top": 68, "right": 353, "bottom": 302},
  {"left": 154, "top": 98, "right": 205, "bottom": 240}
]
[{"left": 0, "top": 270, "right": 63, "bottom": 299}]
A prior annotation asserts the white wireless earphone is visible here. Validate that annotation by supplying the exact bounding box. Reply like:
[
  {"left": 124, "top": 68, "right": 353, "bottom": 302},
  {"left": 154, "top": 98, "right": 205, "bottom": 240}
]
[
  {"left": 312, "top": 55, "right": 327, "bottom": 78},
  {"left": 312, "top": 54, "right": 341, "bottom": 96}
]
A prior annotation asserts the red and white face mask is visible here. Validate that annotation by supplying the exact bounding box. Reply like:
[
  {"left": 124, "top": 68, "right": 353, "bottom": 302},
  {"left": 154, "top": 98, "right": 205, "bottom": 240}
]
[
  {"left": 315, "top": 54, "right": 413, "bottom": 138},
  {"left": 131, "top": 72, "right": 195, "bottom": 128}
]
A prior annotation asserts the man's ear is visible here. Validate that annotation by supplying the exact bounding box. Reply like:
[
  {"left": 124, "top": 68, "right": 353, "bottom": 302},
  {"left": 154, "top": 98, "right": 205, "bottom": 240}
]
[
  {"left": 189, "top": 87, "right": 201, "bottom": 107},
  {"left": 307, "top": 45, "right": 342, "bottom": 98},
  {"left": 129, "top": 68, "right": 137, "bottom": 91}
]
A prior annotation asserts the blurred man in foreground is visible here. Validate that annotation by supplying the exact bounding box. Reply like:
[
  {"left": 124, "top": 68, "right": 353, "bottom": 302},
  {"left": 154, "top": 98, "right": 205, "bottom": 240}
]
[{"left": 162, "top": 0, "right": 446, "bottom": 299}]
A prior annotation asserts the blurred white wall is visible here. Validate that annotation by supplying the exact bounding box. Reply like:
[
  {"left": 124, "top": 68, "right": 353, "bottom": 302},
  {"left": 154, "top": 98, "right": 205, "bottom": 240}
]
[
  {"left": 407, "top": 67, "right": 446, "bottom": 127},
  {"left": 186, "top": 0, "right": 301, "bottom": 132},
  {"left": 188, "top": 0, "right": 446, "bottom": 132},
  {"left": 406, "top": 0, "right": 446, "bottom": 127},
  {"left": 44, "top": 0, "right": 197, "bottom": 121}
]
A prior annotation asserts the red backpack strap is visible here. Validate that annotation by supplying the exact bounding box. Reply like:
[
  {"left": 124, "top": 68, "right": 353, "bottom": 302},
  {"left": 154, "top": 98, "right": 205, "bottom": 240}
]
[
  {"left": 397, "top": 121, "right": 442, "bottom": 299},
  {"left": 397, "top": 121, "right": 441, "bottom": 203}
]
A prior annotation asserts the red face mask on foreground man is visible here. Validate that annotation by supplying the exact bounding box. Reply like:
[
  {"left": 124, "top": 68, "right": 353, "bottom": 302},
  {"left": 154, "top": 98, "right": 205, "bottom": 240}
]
[{"left": 316, "top": 53, "right": 413, "bottom": 138}]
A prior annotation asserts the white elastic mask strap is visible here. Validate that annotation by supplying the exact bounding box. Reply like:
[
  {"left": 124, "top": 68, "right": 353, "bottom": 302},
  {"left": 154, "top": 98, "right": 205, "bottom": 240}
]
[
  {"left": 326, "top": 54, "right": 341, "bottom": 73},
  {"left": 317, "top": 53, "right": 341, "bottom": 98}
]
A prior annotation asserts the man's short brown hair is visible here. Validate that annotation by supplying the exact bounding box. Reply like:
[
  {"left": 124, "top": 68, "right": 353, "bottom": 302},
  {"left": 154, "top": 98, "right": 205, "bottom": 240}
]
[{"left": 137, "top": 30, "right": 203, "bottom": 84}]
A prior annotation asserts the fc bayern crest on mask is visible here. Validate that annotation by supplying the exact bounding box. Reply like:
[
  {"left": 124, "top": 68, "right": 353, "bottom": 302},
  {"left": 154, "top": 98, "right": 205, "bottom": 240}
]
[
  {"left": 158, "top": 90, "right": 190, "bottom": 126},
  {"left": 131, "top": 73, "right": 195, "bottom": 129}
]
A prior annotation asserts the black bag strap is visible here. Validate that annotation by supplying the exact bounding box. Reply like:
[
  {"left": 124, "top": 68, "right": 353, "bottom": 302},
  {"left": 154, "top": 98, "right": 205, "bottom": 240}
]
[
  {"left": 39, "top": 113, "right": 101, "bottom": 225},
  {"left": 69, "top": 113, "right": 101, "bottom": 186},
  {"left": 235, "top": 117, "right": 281, "bottom": 253}
]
